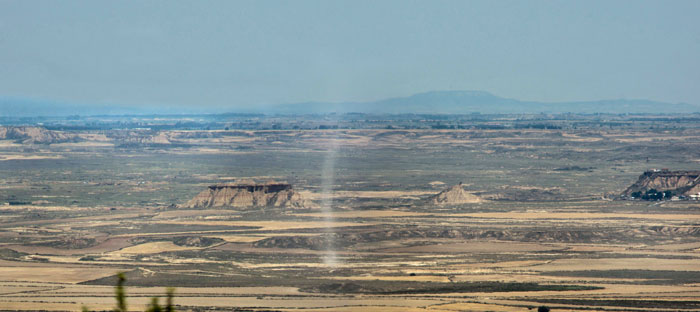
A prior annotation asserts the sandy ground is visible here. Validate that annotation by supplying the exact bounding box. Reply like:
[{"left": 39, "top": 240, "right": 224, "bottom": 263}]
[
  {"left": 0, "top": 154, "right": 63, "bottom": 161},
  {"left": 2, "top": 128, "right": 700, "bottom": 311},
  {"left": 444, "top": 211, "right": 700, "bottom": 221}
]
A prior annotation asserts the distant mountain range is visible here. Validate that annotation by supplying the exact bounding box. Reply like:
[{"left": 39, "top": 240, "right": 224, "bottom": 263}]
[
  {"left": 272, "top": 91, "right": 699, "bottom": 114},
  {"left": 2, "top": 91, "right": 698, "bottom": 117}
]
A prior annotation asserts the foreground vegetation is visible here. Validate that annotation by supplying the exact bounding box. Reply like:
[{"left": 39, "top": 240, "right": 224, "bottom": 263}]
[{"left": 83, "top": 273, "right": 175, "bottom": 312}]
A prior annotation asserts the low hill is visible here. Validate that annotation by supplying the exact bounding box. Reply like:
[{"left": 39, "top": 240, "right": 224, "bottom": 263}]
[{"left": 430, "top": 183, "right": 482, "bottom": 205}]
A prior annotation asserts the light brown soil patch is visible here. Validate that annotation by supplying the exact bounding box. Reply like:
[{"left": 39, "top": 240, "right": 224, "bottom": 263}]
[{"left": 381, "top": 241, "right": 561, "bottom": 254}]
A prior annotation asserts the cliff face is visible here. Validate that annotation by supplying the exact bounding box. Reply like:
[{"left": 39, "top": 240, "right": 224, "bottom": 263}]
[
  {"left": 184, "top": 182, "right": 306, "bottom": 209},
  {"left": 623, "top": 170, "right": 700, "bottom": 196},
  {"left": 430, "top": 184, "right": 482, "bottom": 205}
]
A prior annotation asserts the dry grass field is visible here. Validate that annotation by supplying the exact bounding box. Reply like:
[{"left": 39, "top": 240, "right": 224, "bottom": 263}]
[{"left": 0, "top": 123, "right": 699, "bottom": 311}]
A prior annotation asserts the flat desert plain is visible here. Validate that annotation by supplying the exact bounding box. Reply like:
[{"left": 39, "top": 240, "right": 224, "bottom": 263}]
[{"left": 0, "top": 124, "right": 699, "bottom": 311}]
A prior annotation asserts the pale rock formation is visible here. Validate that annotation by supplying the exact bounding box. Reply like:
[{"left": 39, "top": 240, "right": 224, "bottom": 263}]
[
  {"left": 430, "top": 183, "right": 482, "bottom": 205},
  {"left": 623, "top": 170, "right": 700, "bottom": 196},
  {"left": 184, "top": 182, "right": 306, "bottom": 208},
  {"left": 0, "top": 126, "right": 79, "bottom": 144}
]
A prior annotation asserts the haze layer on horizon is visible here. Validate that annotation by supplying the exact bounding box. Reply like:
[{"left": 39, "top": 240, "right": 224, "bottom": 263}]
[{"left": 1, "top": 0, "right": 698, "bottom": 110}]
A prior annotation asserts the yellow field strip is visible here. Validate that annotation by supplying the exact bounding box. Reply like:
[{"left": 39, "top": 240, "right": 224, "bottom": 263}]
[{"left": 445, "top": 212, "right": 700, "bottom": 220}]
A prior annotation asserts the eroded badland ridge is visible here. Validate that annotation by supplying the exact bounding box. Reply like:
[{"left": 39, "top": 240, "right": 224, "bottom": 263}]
[
  {"left": 0, "top": 126, "right": 80, "bottom": 144},
  {"left": 623, "top": 169, "right": 700, "bottom": 198}
]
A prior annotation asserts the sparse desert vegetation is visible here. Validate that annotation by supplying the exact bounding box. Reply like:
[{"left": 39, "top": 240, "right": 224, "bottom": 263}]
[{"left": 0, "top": 114, "right": 699, "bottom": 311}]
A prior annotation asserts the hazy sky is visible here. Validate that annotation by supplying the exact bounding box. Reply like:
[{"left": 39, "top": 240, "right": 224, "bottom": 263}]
[{"left": 1, "top": 0, "right": 699, "bottom": 110}]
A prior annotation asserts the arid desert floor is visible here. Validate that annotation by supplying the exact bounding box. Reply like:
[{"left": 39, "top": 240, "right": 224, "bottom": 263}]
[{"left": 1, "top": 121, "right": 699, "bottom": 311}]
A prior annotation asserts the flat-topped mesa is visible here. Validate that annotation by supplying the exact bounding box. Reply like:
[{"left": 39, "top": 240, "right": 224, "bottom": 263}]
[
  {"left": 208, "top": 183, "right": 292, "bottom": 193},
  {"left": 184, "top": 181, "right": 306, "bottom": 209},
  {"left": 622, "top": 170, "right": 700, "bottom": 197},
  {"left": 430, "top": 183, "right": 482, "bottom": 205}
]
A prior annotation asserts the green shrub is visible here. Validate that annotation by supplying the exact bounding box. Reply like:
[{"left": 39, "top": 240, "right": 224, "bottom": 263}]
[{"left": 81, "top": 272, "right": 175, "bottom": 312}]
